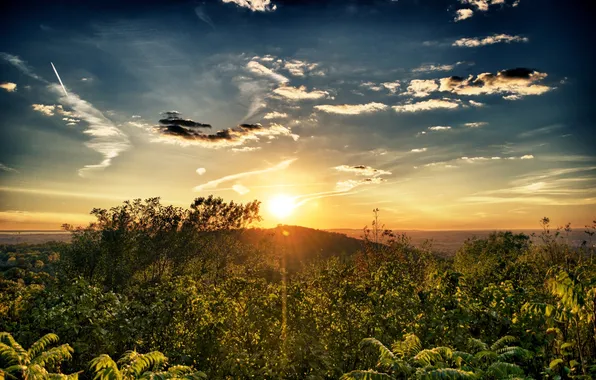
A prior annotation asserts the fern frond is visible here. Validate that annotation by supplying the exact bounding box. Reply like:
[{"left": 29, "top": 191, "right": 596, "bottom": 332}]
[
  {"left": 340, "top": 369, "right": 394, "bottom": 379},
  {"left": 547, "top": 270, "right": 585, "bottom": 313},
  {"left": 89, "top": 354, "right": 121, "bottom": 380},
  {"left": 0, "top": 344, "right": 21, "bottom": 367},
  {"left": 485, "top": 362, "right": 524, "bottom": 378},
  {"left": 0, "top": 334, "right": 27, "bottom": 364},
  {"left": 28, "top": 334, "right": 59, "bottom": 359},
  {"left": 360, "top": 338, "right": 396, "bottom": 369},
  {"left": 496, "top": 346, "right": 530, "bottom": 361},
  {"left": 121, "top": 351, "right": 167, "bottom": 378},
  {"left": 414, "top": 348, "right": 452, "bottom": 367},
  {"left": 474, "top": 350, "right": 498, "bottom": 362},
  {"left": 30, "top": 344, "right": 73, "bottom": 367},
  {"left": 418, "top": 368, "right": 477, "bottom": 379},
  {"left": 452, "top": 351, "right": 474, "bottom": 368},
  {"left": 392, "top": 334, "right": 422, "bottom": 358},
  {"left": 467, "top": 338, "right": 488, "bottom": 354},
  {"left": 490, "top": 336, "right": 517, "bottom": 351},
  {"left": 48, "top": 372, "right": 82, "bottom": 380},
  {"left": 166, "top": 366, "right": 207, "bottom": 379}
]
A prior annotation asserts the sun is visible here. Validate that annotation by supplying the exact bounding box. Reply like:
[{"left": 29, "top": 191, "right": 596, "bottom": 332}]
[{"left": 268, "top": 195, "right": 296, "bottom": 219}]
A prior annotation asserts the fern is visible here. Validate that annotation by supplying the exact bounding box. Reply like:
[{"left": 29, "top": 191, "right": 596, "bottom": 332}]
[
  {"left": 417, "top": 368, "right": 477, "bottom": 379},
  {"left": 485, "top": 362, "right": 525, "bottom": 378},
  {"left": 340, "top": 369, "right": 395, "bottom": 379},
  {"left": 392, "top": 334, "right": 422, "bottom": 358}
]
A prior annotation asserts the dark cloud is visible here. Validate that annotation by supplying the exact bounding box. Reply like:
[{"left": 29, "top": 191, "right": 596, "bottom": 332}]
[{"left": 153, "top": 114, "right": 296, "bottom": 147}]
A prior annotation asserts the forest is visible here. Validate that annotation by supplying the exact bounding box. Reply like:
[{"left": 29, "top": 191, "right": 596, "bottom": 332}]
[{"left": 0, "top": 197, "right": 595, "bottom": 379}]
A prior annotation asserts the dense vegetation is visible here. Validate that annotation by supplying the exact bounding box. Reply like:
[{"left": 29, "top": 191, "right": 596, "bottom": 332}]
[{"left": 1, "top": 197, "right": 595, "bottom": 379}]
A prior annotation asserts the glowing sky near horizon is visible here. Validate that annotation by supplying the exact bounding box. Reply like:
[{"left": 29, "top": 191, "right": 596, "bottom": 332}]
[{"left": 0, "top": 0, "right": 594, "bottom": 230}]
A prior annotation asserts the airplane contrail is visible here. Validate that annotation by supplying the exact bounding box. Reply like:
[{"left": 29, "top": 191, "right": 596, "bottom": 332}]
[{"left": 50, "top": 62, "right": 68, "bottom": 97}]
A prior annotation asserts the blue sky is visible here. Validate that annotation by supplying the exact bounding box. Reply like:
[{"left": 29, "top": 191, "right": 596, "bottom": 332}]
[{"left": 0, "top": 0, "right": 594, "bottom": 229}]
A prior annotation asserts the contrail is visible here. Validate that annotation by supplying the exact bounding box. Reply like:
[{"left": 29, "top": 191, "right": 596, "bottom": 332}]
[{"left": 50, "top": 62, "right": 68, "bottom": 97}]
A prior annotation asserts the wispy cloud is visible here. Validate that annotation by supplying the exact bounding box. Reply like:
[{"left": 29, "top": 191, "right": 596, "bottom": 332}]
[
  {"left": 0, "top": 163, "right": 18, "bottom": 173},
  {"left": 283, "top": 59, "right": 320, "bottom": 76},
  {"left": 315, "top": 102, "right": 388, "bottom": 115},
  {"left": 455, "top": 0, "right": 521, "bottom": 21},
  {"left": 246, "top": 61, "right": 289, "bottom": 84},
  {"left": 453, "top": 34, "right": 528, "bottom": 47},
  {"left": 193, "top": 158, "right": 296, "bottom": 192},
  {"left": 333, "top": 165, "right": 391, "bottom": 177},
  {"left": 0, "top": 82, "right": 17, "bottom": 92},
  {"left": 405, "top": 79, "right": 439, "bottom": 98},
  {"left": 196, "top": 168, "right": 206, "bottom": 175},
  {"left": 49, "top": 84, "right": 131, "bottom": 177},
  {"left": 232, "top": 184, "right": 250, "bottom": 195},
  {"left": 0, "top": 53, "right": 45, "bottom": 81},
  {"left": 411, "top": 148, "right": 428, "bottom": 153},
  {"left": 412, "top": 62, "right": 466, "bottom": 73},
  {"left": 428, "top": 126, "right": 451, "bottom": 131}
]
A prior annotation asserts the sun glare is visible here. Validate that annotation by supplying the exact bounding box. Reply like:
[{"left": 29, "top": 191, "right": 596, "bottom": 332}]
[{"left": 268, "top": 195, "right": 296, "bottom": 219}]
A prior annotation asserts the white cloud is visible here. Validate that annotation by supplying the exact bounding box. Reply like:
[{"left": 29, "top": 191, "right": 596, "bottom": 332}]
[
  {"left": 405, "top": 79, "right": 439, "bottom": 98},
  {"left": 469, "top": 100, "right": 485, "bottom": 107},
  {"left": 360, "top": 81, "right": 384, "bottom": 92},
  {"left": 520, "top": 154, "right": 534, "bottom": 160},
  {"left": 283, "top": 59, "right": 319, "bottom": 76},
  {"left": 315, "top": 102, "right": 388, "bottom": 115},
  {"left": 263, "top": 111, "right": 288, "bottom": 119},
  {"left": 381, "top": 81, "right": 401, "bottom": 94},
  {"left": 32, "top": 104, "right": 56, "bottom": 116},
  {"left": 232, "top": 146, "right": 262, "bottom": 152},
  {"left": 333, "top": 165, "right": 391, "bottom": 177},
  {"left": 393, "top": 98, "right": 463, "bottom": 113},
  {"left": 411, "top": 148, "right": 428, "bottom": 153},
  {"left": 196, "top": 168, "right": 206, "bottom": 175},
  {"left": 503, "top": 94, "right": 522, "bottom": 100},
  {"left": 232, "top": 184, "right": 250, "bottom": 195},
  {"left": 428, "top": 126, "right": 451, "bottom": 131},
  {"left": 454, "top": 9, "right": 474, "bottom": 21},
  {"left": 464, "top": 122, "right": 488, "bottom": 128},
  {"left": 273, "top": 85, "right": 329, "bottom": 100},
  {"left": 453, "top": 34, "right": 528, "bottom": 47},
  {"left": 335, "top": 177, "right": 384, "bottom": 192},
  {"left": 193, "top": 158, "right": 296, "bottom": 192},
  {"left": 0, "top": 82, "right": 17, "bottom": 92},
  {"left": 221, "top": 0, "right": 276, "bottom": 12},
  {"left": 246, "top": 61, "right": 289, "bottom": 84}
]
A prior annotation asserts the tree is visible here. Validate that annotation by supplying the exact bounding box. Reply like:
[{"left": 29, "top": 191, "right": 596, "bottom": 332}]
[{"left": 0, "top": 332, "right": 76, "bottom": 380}]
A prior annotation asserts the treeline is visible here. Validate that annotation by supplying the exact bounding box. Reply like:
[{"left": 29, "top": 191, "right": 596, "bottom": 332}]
[{"left": 1, "top": 198, "right": 595, "bottom": 379}]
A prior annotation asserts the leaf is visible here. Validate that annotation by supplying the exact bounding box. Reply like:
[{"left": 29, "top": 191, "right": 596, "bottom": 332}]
[
  {"left": 340, "top": 370, "right": 394, "bottom": 379},
  {"left": 549, "top": 359, "right": 564, "bottom": 370}
]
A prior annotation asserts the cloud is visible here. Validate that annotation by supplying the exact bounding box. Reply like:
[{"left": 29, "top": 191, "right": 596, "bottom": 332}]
[
  {"left": 411, "top": 148, "right": 427, "bottom": 153},
  {"left": 263, "top": 111, "right": 288, "bottom": 119},
  {"left": 464, "top": 122, "right": 488, "bottom": 127},
  {"left": 49, "top": 85, "right": 130, "bottom": 177},
  {"left": 360, "top": 81, "right": 384, "bottom": 92},
  {"left": 315, "top": 102, "right": 388, "bottom": 115},
  {"left": 283, "top": 59, "right": 319, "bottom": 76},
  {"left": 0, "top": 82, "right": 16, "bottom": 92},
  {"left": 232, "top": 184, "right": 250, "bottom": 195},
  {"left": 32, "top": 104, "right": 57, "bottom": 116},
  {"left": 246, "top": 61, "right": 289, "bottom": 84},
  {"left": 428, "top": 126, "right": 451, "bottom": 131},
  {"left": 196, "top": 168, "right": 206, "bottom": 175},
  {"left": 0, "top": 53, "right": 45, "bottom": 81},
  {"left": 273, "top": 85, "right": 329, "bottom": 100},
  {"left": 454, "top": 9, "right": 474, "bottom": 21},
  {"left": 232, "top": 146, "right": 262, "bottom": 152},
  {"left": 520, "top": 154, "right": 534, "bottom": 160},
  {"left": 195, "top": 5, "right": 216, "bottom": 30},
  {"left": 193, "top": 158, "right": 296, "bottom": 191},
  {"left": 334, "top": 165, "right": 391, "bottom": 177},
  {"left": 0, "top": 163, "right": 18, "bottom": 173},
  {"left": 154, "top": 114, "right": 298, "bottom": 147},
  {"left": 453, "top": 34, "right": 528, "bottom": 47},
  {"left": 503, "top": 94, "right": 522, "bottom": 100},
  {"left": 392, "top": 98, "right": 463, "bottom": 113},
  {"left": 381, "top": 81, "right": 401, "bottom": 94},
  {"left": 412, "top": 62, "right": 466, "bottom": 73},
  {"left": 439, "top": 68, "right": 551, "bottom": 97},
  {"left": 405, "top": 79, "right": 440, "bottom": 97},
  {"left": 469, "top": 100, "right": 485, "bottom": 107},
  {"left": 221, "top": 0, "right": 276, "bottom": 12},
  {"left": 336, "top": 177, "right": 384, "bottom": 192}
]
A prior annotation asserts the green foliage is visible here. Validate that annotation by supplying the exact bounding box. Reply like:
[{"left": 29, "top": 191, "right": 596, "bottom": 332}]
[{"left": 1, "top": 208, "right": 595, "bottom": 379}]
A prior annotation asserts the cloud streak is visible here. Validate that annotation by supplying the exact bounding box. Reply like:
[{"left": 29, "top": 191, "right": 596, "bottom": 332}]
[
  {"left": 193, "top": 158, "right": 296, "bottom": 192},
  {"left": 315, "top": 102, "right": 388, "bottom": 115}
]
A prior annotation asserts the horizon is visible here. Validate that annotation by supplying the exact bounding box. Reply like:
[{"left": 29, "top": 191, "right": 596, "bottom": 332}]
[{"left": 1, "top": 0, "right": 595, "bottom": 230}]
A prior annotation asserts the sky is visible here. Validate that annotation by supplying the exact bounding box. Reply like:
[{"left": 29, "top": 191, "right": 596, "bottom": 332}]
[{"left": 0, "top": 0, "right": 595, "bottom": 230}]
